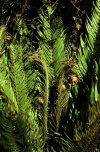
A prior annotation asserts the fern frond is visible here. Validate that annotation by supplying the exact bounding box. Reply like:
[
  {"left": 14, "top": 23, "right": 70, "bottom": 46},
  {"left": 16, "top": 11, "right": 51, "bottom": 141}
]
[
  {"left": 29, "top": 49, "right": 50, "bottom": 142},
  {"left": 0, "top": 97, "right": 20, "bottom": 152},
  {"left": 89, "top": 59, "right": 100, "bottom": 105},
  {"left": 74, "top": 100, "right": 100, "bottom": 152},
  {"left": 0, "top": 26, "right": 19, "bottom": 115},
  {"left": 37, "top": 3, "right": 70, "bottom": 137},
  {"left": 52, "top": 16, "right": 66, "bottom": 78},
  {"left": 7, "top": 18, "right": 44, "bottom": 150},
  {"left": 69, "top": 0, "right": 100, "bottom": 138},
  {"left": 75, "top": 0, "right": 100, "bottom": 80},
  {"left": 55, "top": 69, "right": 70, "bottom": 130}
]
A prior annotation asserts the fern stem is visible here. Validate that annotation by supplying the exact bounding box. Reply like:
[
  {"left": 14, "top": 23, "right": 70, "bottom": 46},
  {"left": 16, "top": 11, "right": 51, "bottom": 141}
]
[
  {"left": 56, "top": 72, "right": 64, "bottom": 130},
  {"left": 43, "top": 64, "right": 49, "bottom": 140}
]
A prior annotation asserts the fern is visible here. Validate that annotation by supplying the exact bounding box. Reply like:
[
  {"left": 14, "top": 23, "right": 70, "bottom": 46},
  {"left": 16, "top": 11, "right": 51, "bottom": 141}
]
[
  {"left": 0, "top": 0, "right": 100, "bottom": 151},
  {"left": 75, "top": 0, "right": 100, "bottom": 80},
  {"left": 8, "top": 18, "right": 44, "bottom": 150},
  {"left": 30, "top": 3, "right": 72, "bottom": 137},
  {"left": 0, "top": 98, "right": 20, "bottom": 152}
]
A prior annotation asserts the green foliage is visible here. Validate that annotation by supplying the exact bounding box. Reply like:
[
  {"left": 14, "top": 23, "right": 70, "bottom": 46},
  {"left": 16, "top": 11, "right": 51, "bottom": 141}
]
[
  {"left": 0, "top": 19, "right": 44, "bottom": 151},
  {"left": 0, "top": 0, "right": 100, "bottom": 151}
]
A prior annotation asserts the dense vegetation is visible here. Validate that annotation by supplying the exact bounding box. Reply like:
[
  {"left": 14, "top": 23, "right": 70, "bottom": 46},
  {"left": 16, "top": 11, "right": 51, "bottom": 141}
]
[{"left": 0, "top": 0, "right": 100, "bottom": 151}]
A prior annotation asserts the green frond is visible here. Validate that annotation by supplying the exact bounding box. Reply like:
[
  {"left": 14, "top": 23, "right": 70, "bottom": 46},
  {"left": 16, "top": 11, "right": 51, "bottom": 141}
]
[
  {"left": 5, "top": 18, "right": 44, "bottom": 150},
  {"left": 70, "top": 1, "right": 100, "bottom": 137},
  {"left": 75, "top": 0, "right": 100, "bottom": 80},
  {"left": 0, "top": 98, "right": 20, "bottom": 152},
  {"left": 37, "top": 5, "right": 68, "bottom": 137},
  {"left": 52, "top": 17, "right": 66, "bottom": 78},
  {"left": 38, "top": 12, "right": 54, "bottom": 84},
  {"left": 55, "top": 69, "right": 70, "bottom": 130},
  {"left": 38, "top": 7, "right": 67, "bottom": 83},
  {"left": 89, "top": 59, "right": 100, "bottom": 105},
  {"left": 0, "top": 37, "right": 18, "bottom": 115},
  {"left": 37, "top": 9, "right": 55, "bottom": 140},
  {"left": 15, "top": 19, "right": 36, "bottom": 100}
]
